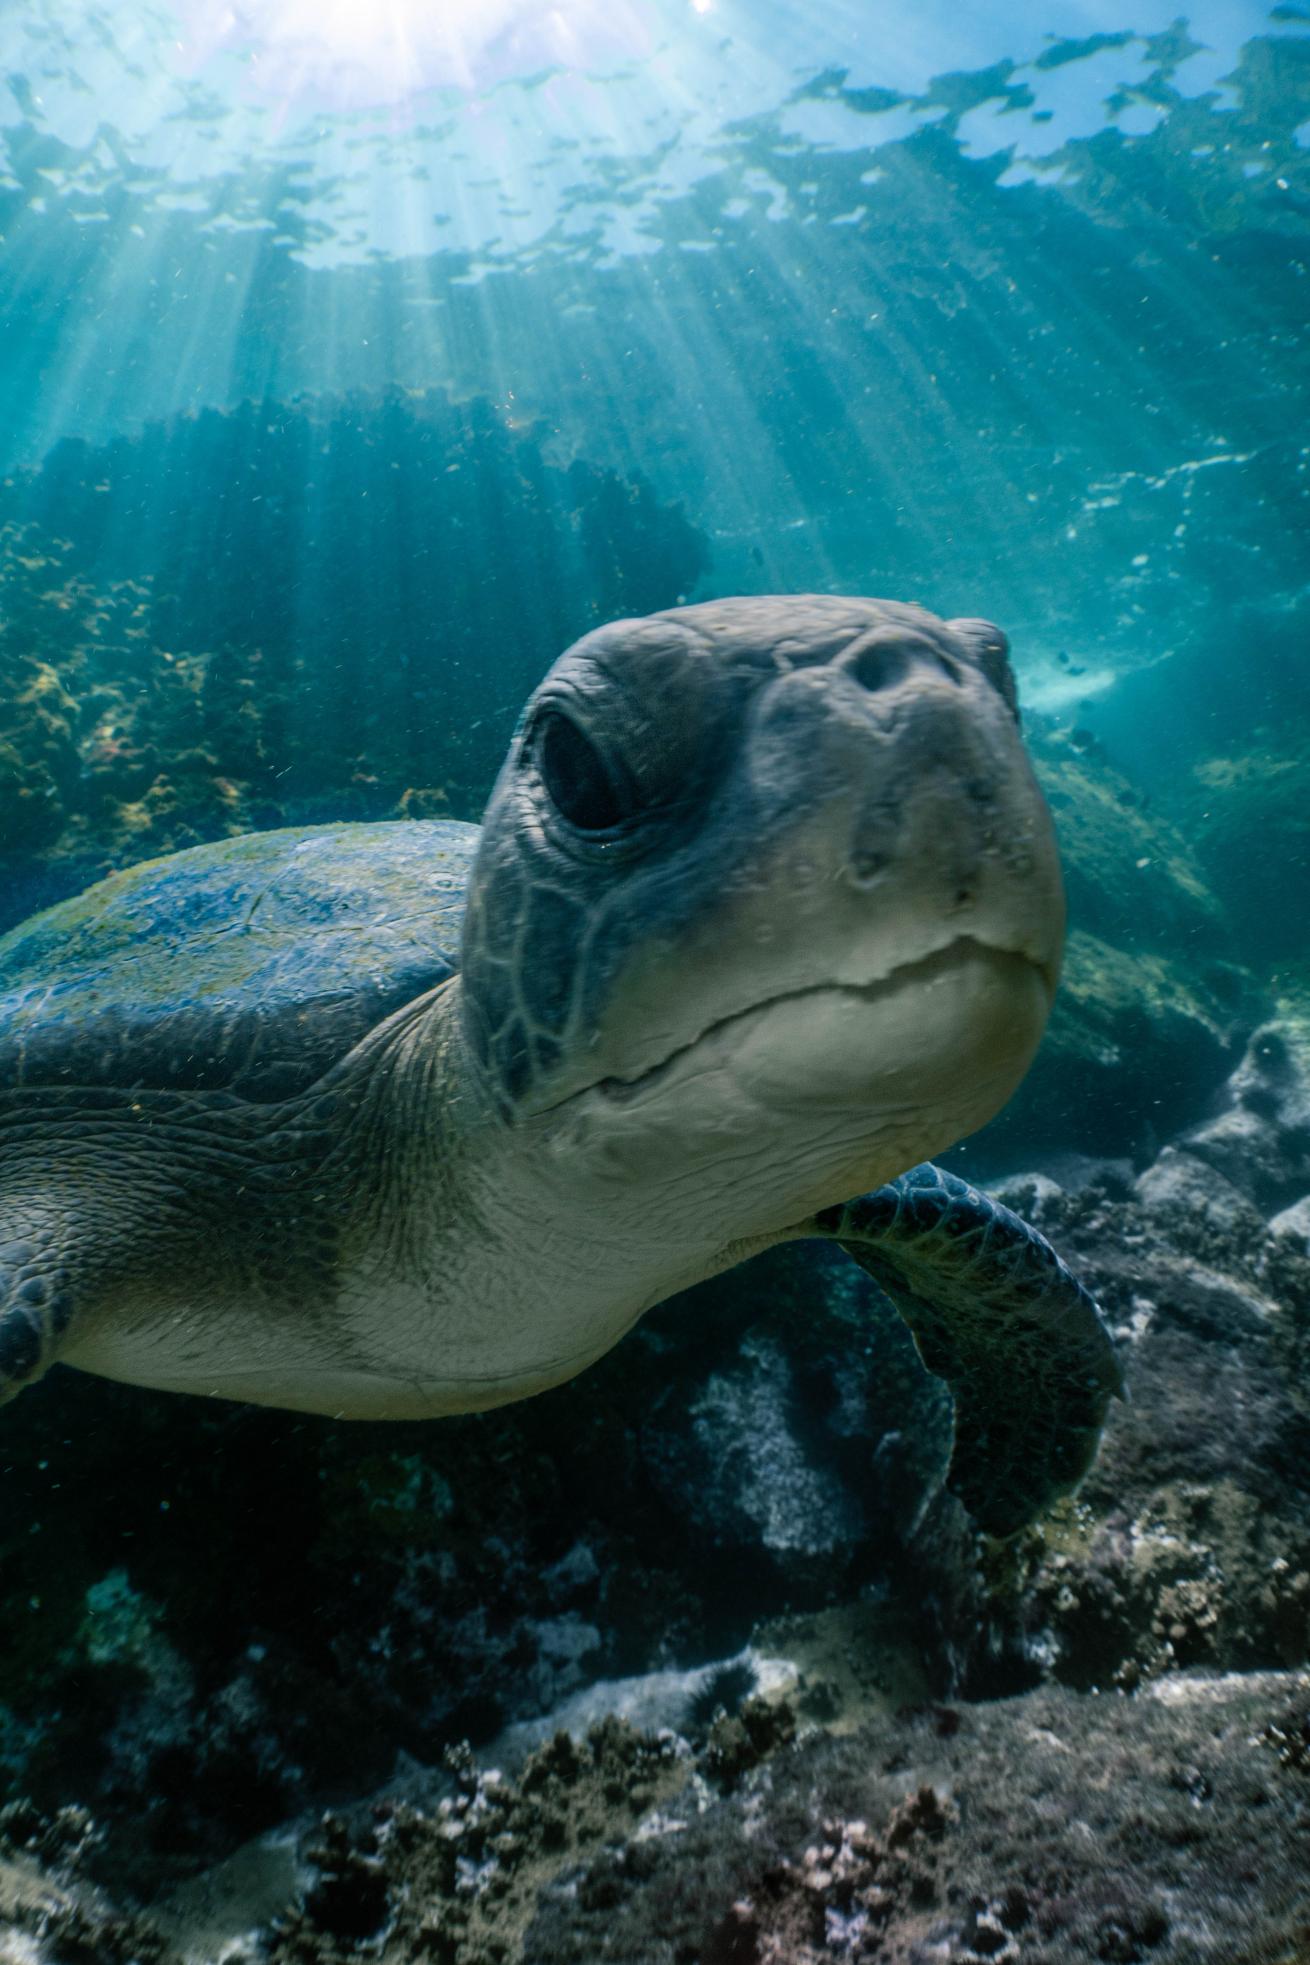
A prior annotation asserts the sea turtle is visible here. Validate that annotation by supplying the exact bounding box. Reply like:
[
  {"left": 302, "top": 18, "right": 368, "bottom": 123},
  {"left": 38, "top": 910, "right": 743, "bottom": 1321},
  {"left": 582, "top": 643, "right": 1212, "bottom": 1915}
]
[{"left": 0, "top": 596, "right": 1122, "bottom": 1536}]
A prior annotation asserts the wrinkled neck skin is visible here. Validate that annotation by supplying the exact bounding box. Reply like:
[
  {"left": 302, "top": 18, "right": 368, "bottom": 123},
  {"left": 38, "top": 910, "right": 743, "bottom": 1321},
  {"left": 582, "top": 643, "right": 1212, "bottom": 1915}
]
[
  {"left": 336, "top": 978, "right": 777, "bottom": 1412},
  {"left": 338, "top": 967, "right": 1020, "bottom": 1418},
  {"left": 360, "top": 982, "right": 796, "bottom": 1293}
]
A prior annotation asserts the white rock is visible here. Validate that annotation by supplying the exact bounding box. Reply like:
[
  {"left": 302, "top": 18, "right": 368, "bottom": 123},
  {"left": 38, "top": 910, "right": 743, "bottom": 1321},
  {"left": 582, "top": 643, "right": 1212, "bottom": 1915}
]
[{"left": 1268, "top": 1194, "right": 1310, "bottom": 1249}]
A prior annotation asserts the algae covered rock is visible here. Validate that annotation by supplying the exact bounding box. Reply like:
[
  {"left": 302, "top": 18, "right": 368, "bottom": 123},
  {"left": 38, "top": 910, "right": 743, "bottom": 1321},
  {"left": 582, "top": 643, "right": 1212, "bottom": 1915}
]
[
  {"left": 1008, "top": 929, "right": 1253, "bottom": 1158},
  {"left": 957, "top": 1030, "right": 1310, "bottom": 1696},
  {"left": 971, "top": 927, "right": 1255, "bottom": 1167},
  {"left": 1178, "top": 1015, "right": 1310, "bottom": 1212},
  {"left": 961, "top": 725, "right": 1261, "bottom": 1165},
  {"left": 1030, "top": 725, "right": 1224, "bottom": 955},
  {"left": 0, "top": 525, "right": 88, "bottom": 855},
  {"left": 1185, "top": 734, "right": 1310, "bottom": 963}
]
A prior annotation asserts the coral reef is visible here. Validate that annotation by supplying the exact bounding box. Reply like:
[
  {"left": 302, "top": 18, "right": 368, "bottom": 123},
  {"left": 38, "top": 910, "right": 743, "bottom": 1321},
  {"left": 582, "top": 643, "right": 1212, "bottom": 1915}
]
[
  {"left": 267, "top": 1720, "right": 687, "bottom": 1965},
  {"left": 3, "top": 1670, "right": 1307, "bottom": 1962},
  {"left": 519, "top": 1674, "right": 1310, "bottom": 1965}
]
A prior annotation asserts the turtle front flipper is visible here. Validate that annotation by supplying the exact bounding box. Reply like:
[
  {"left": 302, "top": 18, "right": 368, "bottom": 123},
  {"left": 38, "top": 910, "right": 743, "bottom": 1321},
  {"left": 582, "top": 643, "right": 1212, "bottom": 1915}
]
[
  {"left": 0, "top": 1211, "right": 79, "bottom": 1402},
  {"left": 812, "top": 1163, "right": 1124, "bottom": 1537}
]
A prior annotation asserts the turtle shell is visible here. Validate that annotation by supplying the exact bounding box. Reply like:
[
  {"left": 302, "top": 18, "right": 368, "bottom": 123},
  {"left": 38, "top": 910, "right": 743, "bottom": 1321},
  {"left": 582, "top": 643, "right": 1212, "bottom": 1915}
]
[{"left": 0, "top": 821, "right": 477, "bottom": 1102}]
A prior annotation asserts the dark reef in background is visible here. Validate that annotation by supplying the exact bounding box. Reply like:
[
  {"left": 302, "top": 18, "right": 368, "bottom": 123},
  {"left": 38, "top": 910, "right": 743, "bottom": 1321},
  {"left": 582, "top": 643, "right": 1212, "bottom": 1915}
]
[{"left": 0, "top": 388, "right": 708, "bottom": 932}]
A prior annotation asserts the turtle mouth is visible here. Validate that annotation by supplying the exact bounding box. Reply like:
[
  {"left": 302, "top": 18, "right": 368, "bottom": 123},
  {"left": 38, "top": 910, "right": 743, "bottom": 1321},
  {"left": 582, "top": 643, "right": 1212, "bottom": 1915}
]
[{"left": 546, "top": 934, "right": 1056, "bottom": 1115}]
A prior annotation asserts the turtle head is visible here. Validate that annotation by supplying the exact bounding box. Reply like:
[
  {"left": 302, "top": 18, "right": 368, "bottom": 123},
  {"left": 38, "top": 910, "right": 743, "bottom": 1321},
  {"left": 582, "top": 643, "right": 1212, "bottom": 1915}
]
[{"left": 459, "top": 596, "right": 1063, "bottom": 1237}]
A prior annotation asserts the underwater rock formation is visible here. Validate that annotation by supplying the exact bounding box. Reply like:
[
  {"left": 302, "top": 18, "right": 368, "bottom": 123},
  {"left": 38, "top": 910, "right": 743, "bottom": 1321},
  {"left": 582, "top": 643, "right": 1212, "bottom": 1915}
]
[
  {"left": 3, "top": 1666, "right": 1307, "bottom": 1961},
  {"left": 969, "top": 725, "right": 1261, "bottom": 1166},
  {"left": 960, "top": 1020, "right": 1310, "bottom": 1695},
  {"left": 1182, "top": 730, "right": 1310, "bottom": 966},
  {"left": 981, "top": 926, "right": 1254, "bottom": 1170},
  {"left": 1029, "top": 728, "right": 1223, "bottom": 958},
  {"left": 1, "top": 1024, "right": 1308, "bottom": 1934}
]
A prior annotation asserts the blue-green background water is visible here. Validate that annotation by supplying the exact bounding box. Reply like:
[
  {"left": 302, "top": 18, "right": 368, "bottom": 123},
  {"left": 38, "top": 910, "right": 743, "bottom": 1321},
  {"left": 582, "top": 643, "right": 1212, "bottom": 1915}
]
[
  {"left": 3, "top": 0, "right": 1307, "bottom": 1136},
  {"left": 1, "top": 1, "right": 1309, "bottom": 1936},
  {"left": 2, "top": 0, "right": 1306, "bottom": 781}
]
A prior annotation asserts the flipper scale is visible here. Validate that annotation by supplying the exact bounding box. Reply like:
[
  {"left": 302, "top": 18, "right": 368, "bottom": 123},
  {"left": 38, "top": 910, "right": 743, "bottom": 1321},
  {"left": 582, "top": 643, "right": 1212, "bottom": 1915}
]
[{"left": 817, "top": 1163, "right": 1123, "bottom": 1536}]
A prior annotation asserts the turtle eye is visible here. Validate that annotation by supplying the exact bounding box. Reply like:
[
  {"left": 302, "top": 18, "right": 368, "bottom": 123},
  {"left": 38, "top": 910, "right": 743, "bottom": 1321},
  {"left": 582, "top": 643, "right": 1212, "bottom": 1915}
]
[{"left": 534, "top": 709, "right": 632, "bottom": 833}]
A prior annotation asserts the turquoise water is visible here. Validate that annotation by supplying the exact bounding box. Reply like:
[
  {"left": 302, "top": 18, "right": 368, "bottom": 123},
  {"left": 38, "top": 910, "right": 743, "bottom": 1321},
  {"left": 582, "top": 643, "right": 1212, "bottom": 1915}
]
[
  {"left": 3, "top": 1, "right": 1307, "bottom": 1013},
  {"left": 1, "top": 2, "right": 1306, "bottom": 785},
  {"left": 1, "top": 3, "right": 1309, "bottom": 1946}
]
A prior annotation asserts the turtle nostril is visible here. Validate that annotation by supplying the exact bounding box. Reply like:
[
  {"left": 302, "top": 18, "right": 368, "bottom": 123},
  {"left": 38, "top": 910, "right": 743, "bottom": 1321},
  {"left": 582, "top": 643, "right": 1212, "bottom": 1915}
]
[
  {"left": 841, "top": 629, "right": 911, "bottom": 694},
  {"left": 851, "top": 849, "right": 890, "bottom": 885},
  {"left": 840, "top": 627, "right": 965, "bottom": 695}
]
